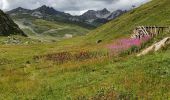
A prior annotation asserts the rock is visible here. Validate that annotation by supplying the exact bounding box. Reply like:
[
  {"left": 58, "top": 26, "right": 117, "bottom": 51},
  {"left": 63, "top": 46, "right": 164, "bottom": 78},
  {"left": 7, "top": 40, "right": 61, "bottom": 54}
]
[
  {"left": 96, "top": 40, "right": 102, "bottom": 44},
  {"left": 26, "top": 61, "right": 31, "bottom": 64},
  {"left": 25, "top": 41, "right": 29, "bottom": 44},
  {"left": 64, "top": 34, "right": 73, "bottom": 39},
  {"left": 137, "top": 37, "right": 170, "bottom": 56}
]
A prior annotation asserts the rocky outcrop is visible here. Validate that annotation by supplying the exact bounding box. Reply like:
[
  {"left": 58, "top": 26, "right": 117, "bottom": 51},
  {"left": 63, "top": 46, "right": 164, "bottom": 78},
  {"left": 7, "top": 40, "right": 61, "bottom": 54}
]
[
  {"left": 0, "top": 10, "right": 26, "bottom": 36},
  {"left": 33, "top": 5, "right": 70, "bottom": 16},
  {"left": 107, "top": 10, "right": 126, "bottom": 20},
  {"left": 80, "top": 9, "right": 126, "bottom": 26},
  {"left": 137, "top": 37, "right": 170, "bottom": 56},
  {"left": 81, "top": 8, "right": 111, "bottom": 20}
]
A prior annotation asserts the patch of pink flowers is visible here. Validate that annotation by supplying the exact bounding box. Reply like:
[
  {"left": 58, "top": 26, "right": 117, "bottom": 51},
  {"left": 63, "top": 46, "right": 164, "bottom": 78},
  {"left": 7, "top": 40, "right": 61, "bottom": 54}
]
[{"left": 108, "top": 36, "right": 151, "bottom": 54}]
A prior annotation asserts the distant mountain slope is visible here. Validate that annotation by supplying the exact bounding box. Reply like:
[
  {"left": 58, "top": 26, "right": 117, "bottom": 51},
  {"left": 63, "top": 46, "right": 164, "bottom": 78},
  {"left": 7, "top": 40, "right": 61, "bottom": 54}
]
[
  {"left": 7, "top": 6, "right": 95, "bottom": 29},
  {"left": 7, "top": 7, "right": 32, "bottom": 15},
  {"left": 34, "top": 5, "right": 68, "bottom": 16},
  {"left": 14, "top": 18, "right": 89, "bottom": 41},
  {"left": 7, "top": 5, "right": 127, "bottom": 27},
  {"left": 85, "top": 0, "right": 170, "bottom": 43},
  {"left": 80, "top": 8, "right": 126, "bottom": 26},
  {"left": 6, "top": 6, "right": 92, "bottom": 40},
  {"left": 0, "top": 10, "right": 26, "bottom": 36},
  {"left": 81, "top": 8, "right": 111, "bottom": 20}
]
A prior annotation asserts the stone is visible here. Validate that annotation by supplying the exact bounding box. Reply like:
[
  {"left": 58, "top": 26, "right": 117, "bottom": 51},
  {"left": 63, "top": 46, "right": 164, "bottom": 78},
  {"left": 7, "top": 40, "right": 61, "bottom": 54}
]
[
  {"left": 137, "top": 37, "right": 170, "bottom": 56},
  {"left": 96, "top": 40, "right": 102, "bottom": 44}
]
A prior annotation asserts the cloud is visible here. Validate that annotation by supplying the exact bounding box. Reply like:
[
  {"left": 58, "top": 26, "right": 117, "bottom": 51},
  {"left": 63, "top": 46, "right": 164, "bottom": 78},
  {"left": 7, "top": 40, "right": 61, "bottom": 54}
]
[
  {"left": 0, "top": 0, "right": 150, "bottom": 15},
  {"left": 0, "top": 0, "right": 10, "bottom": 10}
]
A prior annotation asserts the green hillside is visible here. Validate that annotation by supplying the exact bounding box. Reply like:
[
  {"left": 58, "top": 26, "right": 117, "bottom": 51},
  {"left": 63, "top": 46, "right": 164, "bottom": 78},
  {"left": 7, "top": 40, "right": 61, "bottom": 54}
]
[
  {"left": 84, "top": 0, "right": 170, "bottom": 43},
  {"left": 0, "top": 0, "right": 170, "bottom": 99}
]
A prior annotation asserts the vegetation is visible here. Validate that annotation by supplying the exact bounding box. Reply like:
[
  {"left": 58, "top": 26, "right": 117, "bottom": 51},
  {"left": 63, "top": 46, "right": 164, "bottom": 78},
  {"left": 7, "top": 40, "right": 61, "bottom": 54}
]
[
  {"left": 0, "top": 33, "right": 169, "bottom": 99},
  {"left": 84, "top": 0, "right": 170, "bottom": 44},
  {"left": 14, "top": 18, "right": 90, "bottom": 41},
  {"left": 0, "top": 0, "right": 170, "bottom": 99}
]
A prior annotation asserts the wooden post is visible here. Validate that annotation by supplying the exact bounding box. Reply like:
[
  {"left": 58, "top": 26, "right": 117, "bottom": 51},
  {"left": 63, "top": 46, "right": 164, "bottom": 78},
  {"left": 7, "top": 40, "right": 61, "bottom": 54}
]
[
  {"left": 150, "top": 26, "right": 153, "bottom": 37},
  {"left": 139, "top": 26, "right": 147, "bottom": 37},
  {"left": 162, "top": 27, "right": 164, "bottom": 33},
  {"left": 153, "top": 26, "right": 155, "bottom": 37},
  {"left": 154, "top": 26, "right": 157, "bottom": 36},
  {"left": 142, "top": 26, "right": 149, "bottom": 36},
  {"left": 158, "top": 28, "right": 160, "bottom": 34},
  {"left": 147, "top": 27, "right": 151, "bottom": 36}
]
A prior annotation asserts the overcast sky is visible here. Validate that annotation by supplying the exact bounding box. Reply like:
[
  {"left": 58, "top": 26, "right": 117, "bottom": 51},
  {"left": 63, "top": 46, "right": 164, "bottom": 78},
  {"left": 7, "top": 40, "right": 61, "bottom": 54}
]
[{"left": 0, "top": 0, "right": 150, "bottom": 15}]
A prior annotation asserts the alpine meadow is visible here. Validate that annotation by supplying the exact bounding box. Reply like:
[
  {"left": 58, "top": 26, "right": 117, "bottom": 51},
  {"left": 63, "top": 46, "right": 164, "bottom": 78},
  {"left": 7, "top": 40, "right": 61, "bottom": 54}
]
[{"left": 0, "top": 0, "right": 170, "bottom": 99}]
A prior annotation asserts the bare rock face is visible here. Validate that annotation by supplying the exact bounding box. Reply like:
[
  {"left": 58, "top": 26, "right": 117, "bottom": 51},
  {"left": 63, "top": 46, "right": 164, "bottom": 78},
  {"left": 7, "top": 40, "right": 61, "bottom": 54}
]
[
  {"left": 137, "top": 37, "right": 170, "bottom": 56},
  {"left": 0, "top": 10, "right": 26, "bottom": 36}
]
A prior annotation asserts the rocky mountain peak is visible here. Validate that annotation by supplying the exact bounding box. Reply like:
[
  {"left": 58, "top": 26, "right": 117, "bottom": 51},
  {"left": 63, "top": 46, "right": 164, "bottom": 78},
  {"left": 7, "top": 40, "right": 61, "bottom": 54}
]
[
  {"left": 81, "top": 8, "right": 111, "bottom": 20},
  {"left": 35, "top": 5, "right": 59, "bottom": 15},
  {"left": 99, "top": 8, "right": 110, "bottom": 14},
  {"left": 13, "top": 7, "right": 27, "bottom": 11},
  {"left": 16, "top": 7, "right": 24, "bottom": 10},
  {"left": 38, "top": 5, "right": 52, "bottom": 10},
  {"left": 81, "top": 10, "right": 97, "bottom": 19},
  {"left": 7, "top": 7, "right": 31, "bottom": 14}
]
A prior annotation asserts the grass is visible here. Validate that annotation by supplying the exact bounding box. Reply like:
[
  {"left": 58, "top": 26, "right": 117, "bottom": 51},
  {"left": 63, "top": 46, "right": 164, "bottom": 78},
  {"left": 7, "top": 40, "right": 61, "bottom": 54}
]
[
  {"left": 0, "top": 38, "right": 169, "bottom": 99},
  {"left": 0, "top": 0, "right": 170, "bottom": 99},
  {"left": 83, "top": 0, "right": 170, "bottom": 44}
]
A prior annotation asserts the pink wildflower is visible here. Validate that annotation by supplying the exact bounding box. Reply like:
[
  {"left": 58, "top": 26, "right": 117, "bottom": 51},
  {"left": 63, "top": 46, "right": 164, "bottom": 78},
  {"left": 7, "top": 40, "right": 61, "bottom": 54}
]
[{"left": 107, "top": 35, "right": 151, "bottom": 54}]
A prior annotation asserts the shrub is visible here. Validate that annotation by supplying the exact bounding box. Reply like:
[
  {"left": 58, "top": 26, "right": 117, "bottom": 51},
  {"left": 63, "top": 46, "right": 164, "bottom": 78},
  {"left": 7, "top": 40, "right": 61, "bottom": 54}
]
[
  {"left": 108, "top": 36, "right": 151, "bottom": 55},
  {"left": 33, "top": 51, "right": 108, "bottom": 64}
]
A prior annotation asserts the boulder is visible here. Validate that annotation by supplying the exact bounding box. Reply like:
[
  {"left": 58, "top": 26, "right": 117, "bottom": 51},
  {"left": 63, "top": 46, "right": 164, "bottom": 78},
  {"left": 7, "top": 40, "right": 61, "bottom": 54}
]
[
  {"left": 96, "top": 40, "right": 102, "bottom": 44},
  {"left": 137, "top": 37, "right": 170, "bottom": 56}
]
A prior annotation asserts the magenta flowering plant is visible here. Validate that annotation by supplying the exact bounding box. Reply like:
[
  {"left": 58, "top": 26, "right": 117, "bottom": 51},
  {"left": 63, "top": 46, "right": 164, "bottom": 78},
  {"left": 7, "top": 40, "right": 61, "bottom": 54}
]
[{"left": 107, "top": 36, "right": 151, "bottom": 54}]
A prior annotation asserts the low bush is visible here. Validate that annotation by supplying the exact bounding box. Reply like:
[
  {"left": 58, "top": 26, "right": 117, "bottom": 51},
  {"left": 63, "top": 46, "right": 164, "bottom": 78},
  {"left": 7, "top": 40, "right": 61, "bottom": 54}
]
[{"left": 34, "top": 51, "right": 108, "bottom": 64}]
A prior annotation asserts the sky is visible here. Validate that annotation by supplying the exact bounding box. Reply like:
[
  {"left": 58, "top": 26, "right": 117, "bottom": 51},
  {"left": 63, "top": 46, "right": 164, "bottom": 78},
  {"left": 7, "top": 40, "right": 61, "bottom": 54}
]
[{"left": 0, "top": 0, "right": 150, "bottom": 15}]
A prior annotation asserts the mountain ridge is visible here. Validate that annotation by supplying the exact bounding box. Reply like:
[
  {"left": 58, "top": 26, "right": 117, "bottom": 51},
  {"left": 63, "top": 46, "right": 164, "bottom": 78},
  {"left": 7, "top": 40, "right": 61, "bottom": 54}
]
[{"left": 7, "top": 5, "right": 126, "bottom": 27}]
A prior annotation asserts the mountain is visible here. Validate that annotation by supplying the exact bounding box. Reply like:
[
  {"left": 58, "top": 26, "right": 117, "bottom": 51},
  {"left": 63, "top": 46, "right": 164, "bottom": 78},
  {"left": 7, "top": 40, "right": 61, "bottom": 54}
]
[
  {"left": 5, "top": 6, "right": 93, "bottom": 41},
  {"left": 80, "top": 8, "right": 126, "bottom": 26},
  {"left": 81, "top": 8, "right": 111, "bottom": 20},
  {"left": 7, "top": 7, "right": 31, "bottom": 15},
  {"left": 7, "top": 6, "right": 127, "bottom": 27},
  {"left": 7, "top": 6, "right": 95, "bottom": 29},
  {"left": 34, "top": 5, "right": 63, "bottom": 15},
  {"left": 7, "top": 6, "right": 70, "bottom": 20},
  {"left": 0, "top": 10, "right": 26, "bottom": 36},
  {"left": 33, "top": 5, "right": 71, "bottom": 18}
]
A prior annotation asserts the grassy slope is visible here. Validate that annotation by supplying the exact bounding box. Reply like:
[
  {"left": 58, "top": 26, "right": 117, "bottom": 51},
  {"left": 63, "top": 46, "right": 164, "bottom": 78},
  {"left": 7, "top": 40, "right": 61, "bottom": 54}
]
[
  {"left": 0, "top": 0, "right": 170, "bottom": 99},
  {"left": 0, "top": 39, "right": 169, "bottom": 99},
  {"left": 83, "top": 0, "right": 170, "bottom": 44}
]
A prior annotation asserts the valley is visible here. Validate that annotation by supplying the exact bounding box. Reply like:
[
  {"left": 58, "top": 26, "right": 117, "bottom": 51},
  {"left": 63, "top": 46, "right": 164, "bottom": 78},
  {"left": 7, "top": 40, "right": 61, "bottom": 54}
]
[
  {"left": 5, "top": 5, "right": 127, "bottom": 42},
  {"left": 0, "top": 0, "right": 170, "bottom": 99},
  {"left": 14, "top": 18, "right": 89, "bottom": 42}
]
